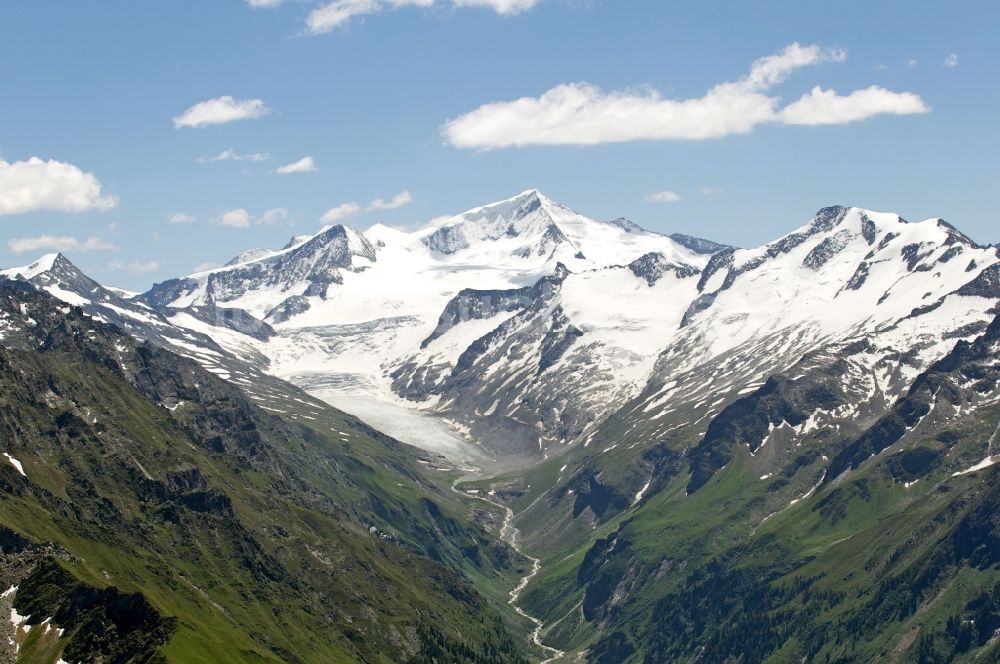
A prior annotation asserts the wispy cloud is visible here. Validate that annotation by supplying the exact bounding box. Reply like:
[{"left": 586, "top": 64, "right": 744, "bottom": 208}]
[
  {"left": 212, "top": 207, "right": 288, "bottom": 228},
  {"left": 944, "top": 53, "right": 959, "bottom": 68},
  {"left": 305, "top": 0, "right": 539, "bottom": 34},
  {"left": 368, "top": 190, "right": 413, "bottom": 211},
  {"left": 246, "top": 0, "right": 283, "bottom": 7},
  {"left": 198, "top": 148, "right": 271, "bottom": 164},
  {"left": 0, "top": 157, "right": 118, "bottom": 217},
  {"left": 258, "top": 207, "right": 289, "bottom": 225},
  {"left": 318, "top": 190, "right": 413, "bottom": 224},
  {"left": 645, "top": 190, "right": 681, "bottom": 204},
  {"left": 443, "top": 43, "right": 929, "bottom": 149},
  {"left": 699, "top": 187, "right": 723, "bottom": 196},
  {"left": 320, "top": 202, "right": 361, "bottom": 223},
  {"left": 276, "top": 156, "right": 318, "bottom": 174},
  {"left": 7, "top": 235, "right": 118, "bottom": 254},
  {"left": 167, "top": 212, "right": 196, "bottom": 224},
  {"left": 173, "top": 96, "right": 271, "bottom": 129}
]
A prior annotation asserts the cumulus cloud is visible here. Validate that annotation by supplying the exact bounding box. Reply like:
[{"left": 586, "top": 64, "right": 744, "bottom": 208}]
[
  {"left": 944, "top": 53, "right": 959, "bottom": 67},
  {"left": 442, "top": 42, "right": 929, "bottom": 149},
  {"left": 780, "top": 85, "right": 929, "bottom": 125},
  {"left": 107, "top": 259, "right": 160, "bottom": 274},
  {"left": 213, "top": 208, "right": 252, "bottom": 228},
  {"left": 306, "top": 0, "right": 538, "bottom": 34},
  {"left": 212, "top": 207, "right": 288, "bottom": 228},
  {"left": 198, "top": 149, "right": 271, "bottom": 164},
  {"left": 368, "top": 190, "right": 413, "bottom": 211},
  {"left": 7, "top": 235, "right": 118, "bottom": 254},
  {"left": 275, "top": 156, "right": 318, "bottom": 174},
  {"left": 167, "top": 212, "right": 196, "bottom": 224},
  {"left": 320, "top": 202, "right": 361, "bottom": 223},
  {"left": 645, "top": 190, "right": 681, "bottom": 203},
  {"left": 173, "top": 96, "right": 271, "bottom": 129},
  {"left": 0, "top": 157, "right": 118, "bottom": 217}
]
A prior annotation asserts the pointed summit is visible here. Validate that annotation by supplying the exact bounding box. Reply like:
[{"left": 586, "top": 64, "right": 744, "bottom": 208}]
[
  {"left": 421, "top": 189, "right": 574, "bottom": 256},
  {"left": 0, "top": 252, "right": 64, "bottom": 281},
  {"left": 0, "top": 252, "right": 106, "bottom": 306}
]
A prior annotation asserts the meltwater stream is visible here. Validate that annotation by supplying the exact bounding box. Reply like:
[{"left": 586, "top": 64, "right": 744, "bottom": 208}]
[
  {"left": 453, "top": 480, "right": 565, "bottom": 664},
  {"left": 318, "top": 393, "right": 564, "bottom": 661}
]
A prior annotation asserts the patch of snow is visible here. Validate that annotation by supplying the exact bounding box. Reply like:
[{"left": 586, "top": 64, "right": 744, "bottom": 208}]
[
  {"left": 952, "top": 456, "right": 996, "bottom": 476},
  {"left": 3, "top": 453, "right": 25, "bottom": 478},
  {"left": 632, "top": 479, "right": 651, "bottom": 506}
]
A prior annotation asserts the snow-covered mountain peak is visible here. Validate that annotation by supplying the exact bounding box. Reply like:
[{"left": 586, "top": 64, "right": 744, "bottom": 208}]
[
  {"left": 225, "top": 248, "right": 273, "bottom": 267},
  {"left": 417, "top": 190, "right": 709, "bottom": 278},
  {"left": 420, "top": 189, "right": 571, "bottom": 256},
  {"left": 0, "top": 253, "right": 63, "bottom": 281},
  {"left": 450, "top": 188, "right": 554, "bottom": 223},
  {"left": 283, "top": 234, "right": 314, "bottom": 250},
  {"left": 0, "top": 252, "right": 108, "bottom": 305},
  {"left": 138, "top": 223, "right": 379, "bottom": 318},
  {"left": 605, "top": 217, "right": 645, "bottom": 233}
]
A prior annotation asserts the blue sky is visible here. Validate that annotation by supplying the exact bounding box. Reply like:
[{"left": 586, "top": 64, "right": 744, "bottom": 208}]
[{"left": 0, "top": 0, "right": 997, "bottom": 289}]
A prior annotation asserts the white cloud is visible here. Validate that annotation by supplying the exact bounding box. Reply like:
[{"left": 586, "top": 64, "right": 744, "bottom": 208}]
[
  {"left": 305, "top": 0, "right": 536, "bottom": 34},
  {"left": 212, "top": 207, "right": 288, "bottom": 228},
  {"left": 907, "top": 58, "right": 918, "bottom": 67},
  {"left": 173, "top": 96, "right": 271, "bottom": 129},
  {"left": 0, "top": 157, "right": 118, "bottom": 217},
  {"left": 699, "top": 187, "right": 723, "bottom": 196},
  {"left": 452, "top": 0, "right": 539, "bottom": 14},
  {"left": 645, "top": 190, "right": 681, "bottom": 204},
  {"left": 168, "top": 212, "right": 196, "bottom": 223},
  {"left": 320, "top": 202, "right": 361, "bottom": 223},
  {"left": 199, "top": 148, "right": 271, "bottom": 164},
  {"left": 7, "top": 235, "right": 118, "bottom": 254},
  {"left": 247, "top": 0, "right": 283, "bottom": 7},
  {"left": 944, "top": 53, "right": 959, "bottom": 67},
  {"left": 258, "top": 207, "right": 289, "bottom": 225},
  {"left": 318, "top": 191, "right": 413, "bottom": 223},
  {"left": 275, "top": 156, "right": 318, "bottom": 174},
  {"left": 213, "top": 208, "right": 252, "bottom": 228},
  {"left": 368, "top": 190, "right": 413, "bottom": 211},
  {"left": 780, "top": 85, "right": 929, "bottom": 125},
  {"left": 107, "top": 259, "right": 159, "bottom": 274},
  {"left": 307, "top": 0, "right": 381, "bottom": 33},
  {"left": 442, "top": 43, "right": 928, "bottom": 149}
]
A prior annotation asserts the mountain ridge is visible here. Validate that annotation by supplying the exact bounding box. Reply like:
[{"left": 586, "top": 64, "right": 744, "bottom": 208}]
[{"left": 4, "top": 193, "right": 997, "bottom": 465}]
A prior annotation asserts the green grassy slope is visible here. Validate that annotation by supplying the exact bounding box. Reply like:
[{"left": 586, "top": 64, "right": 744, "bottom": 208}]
[{"left": 0, "top": 281, "right": 529, "bottom": 663}]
